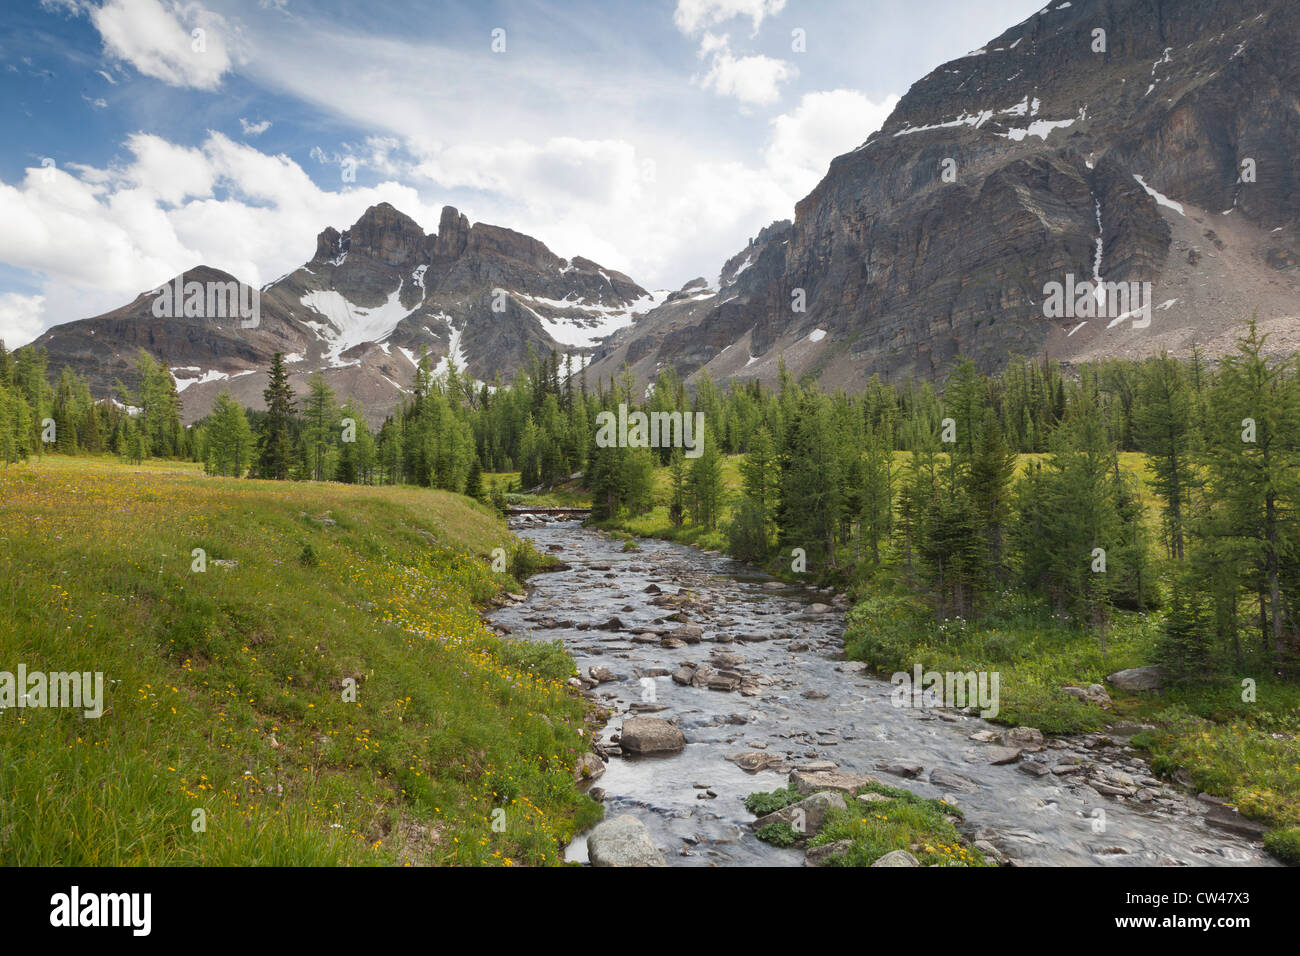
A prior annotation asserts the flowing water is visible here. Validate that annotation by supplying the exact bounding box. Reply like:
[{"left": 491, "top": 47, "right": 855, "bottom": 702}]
[{"left": 488, "top": 518, "right": 1275, "bottom": 868}]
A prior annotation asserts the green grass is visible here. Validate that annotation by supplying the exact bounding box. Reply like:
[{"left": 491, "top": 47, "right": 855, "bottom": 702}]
[
  {"left": 745, "top": 781, "right": 987, "bottom": 866},
  {"left": 0, "top": 457, "right": 602, "bottom": 865}
]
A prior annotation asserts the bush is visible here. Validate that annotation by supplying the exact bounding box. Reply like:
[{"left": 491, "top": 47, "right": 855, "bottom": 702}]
[
  {"left": 744, "top": 785, "right": 801, "bottom": 816},
  {"left": 755, "top": 821, "right": 800, "bottom": 847},
  {"left": 726, "top": 500, "right": 771, "bottom": 563}
]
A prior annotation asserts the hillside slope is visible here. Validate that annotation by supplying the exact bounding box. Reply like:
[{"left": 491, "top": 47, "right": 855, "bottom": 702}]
[{"left": 0, "top": 459, "right": 600, "bottom": 865}]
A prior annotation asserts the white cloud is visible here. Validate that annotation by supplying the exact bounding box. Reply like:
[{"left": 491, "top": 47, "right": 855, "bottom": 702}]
[
  {"left": 88, "top": 0, "right": 233, "bottom": 90},
  {"left": 674, "top": 0, "right": 787, "bottom": 35},
  {"left": 239, "top": 117, "right": 271, "bottom": 136},
  {"left": 0, "top": 294, "right": 48, "bottom": 348},
  {"left": 696, "top": 34, "right": 797, "bottom": 106},
  {"left": 765, "top": 89, "right": 900, "bottom": 194}
]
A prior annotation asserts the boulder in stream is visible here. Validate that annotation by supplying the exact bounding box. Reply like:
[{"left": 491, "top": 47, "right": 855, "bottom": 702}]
[
  {"left": 753, "top": 791, "right": 847, "bottom": 837},
  {"left": 620, "top": 716, "right": 686, "bottom": 754},
  {"left": 587, "top": 815, "right": 667, "bottom": 867}
]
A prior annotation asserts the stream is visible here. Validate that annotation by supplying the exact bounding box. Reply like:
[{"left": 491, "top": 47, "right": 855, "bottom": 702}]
[{"left": 488, "top": 517, "right": 1276, "bottom": 868}]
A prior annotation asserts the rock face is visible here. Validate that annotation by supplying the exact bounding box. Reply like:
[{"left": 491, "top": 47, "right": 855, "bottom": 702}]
[
  {"left": 588, "top": 0, "right": 1300, "bottom": 394},
  {"left": 618, "top": 716, "right": 686, "bottom": 755},
  {"left": 30, "top": 202, "right": 652, "bottom": 425},
  {"left": 587, "top": 815, "right": 667, "bottom": 867},
  {"left": 1107, "top": 665, "right": 1166, "bottom": 692}
]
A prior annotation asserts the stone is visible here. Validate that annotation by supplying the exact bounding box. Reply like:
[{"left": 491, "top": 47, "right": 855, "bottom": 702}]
[
  {"left": 805, "top": 840, "right": 854, "bottom": 866},
  {"left": 985, "top": 746, "right": 1022, "bottom": 765},
  {"left": 877, "top": 761, "right": 923, "bottom": 779},
  {"left": 587, "top": 815, "right": 667, "bottom": 867},
  {"left": 1106, "top": 666, "right": 1166, "bottom": 692},
  {"left": 929, "top": 768, "right": 979, "bottom": 792},
  {"left": 789, "top": 769, "right": 877, "bottom": 796},
  {"left": 619, "top": 716, "right": 686, "bottom": 755},
  {"left": 727, "top": 751, "right": 784, "bottom": 772},
  {"left": 871, "top": 850, "right": 920, "bottom": 867},
  {"left": 1000, "top": 727, "right": 1045, "bottom": 752},
  {"left": 574, "top": 752, "right": 605, "bottom": 781}
]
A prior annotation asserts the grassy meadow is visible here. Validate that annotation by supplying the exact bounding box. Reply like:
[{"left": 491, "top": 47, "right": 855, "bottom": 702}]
[{"left": 0, "top": 456, "right": 601, "bottom": 865}]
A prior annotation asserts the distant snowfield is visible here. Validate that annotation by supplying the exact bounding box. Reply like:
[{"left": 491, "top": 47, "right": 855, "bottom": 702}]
[
  {"left": 300, "top": 281, "right": 418, "bottom": 366},
  {"left": 170, "top": 367, "right": 256, "bottom": 393},
  {"left": 516, "top": 289, "right": 670, "bottom": 349}
]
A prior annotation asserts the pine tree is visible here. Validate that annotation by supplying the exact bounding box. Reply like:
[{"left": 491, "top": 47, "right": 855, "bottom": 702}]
[{"left": 257, "top": 353, "right": 297, "bottom": 480}]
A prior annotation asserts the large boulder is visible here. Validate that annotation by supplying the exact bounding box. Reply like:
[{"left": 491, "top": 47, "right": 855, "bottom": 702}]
[
  {"left": 619, "top": 716, "right": 686, "bottom": 754},
  {"left": 587, "top": 815, "right": 667, "bottom": 867},
  {"left": 1106, "top": 666, "right": 1166, "bottom": 692}
]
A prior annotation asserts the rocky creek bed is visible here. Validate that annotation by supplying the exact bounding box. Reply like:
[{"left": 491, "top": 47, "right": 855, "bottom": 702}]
[{"left": 487, "top": 516, "right": 1276, "bottom": 867}]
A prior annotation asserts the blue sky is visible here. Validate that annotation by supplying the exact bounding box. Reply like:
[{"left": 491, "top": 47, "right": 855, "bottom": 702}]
[{"left": 0, "top": 0, "right": 1046, "bottom": 345}]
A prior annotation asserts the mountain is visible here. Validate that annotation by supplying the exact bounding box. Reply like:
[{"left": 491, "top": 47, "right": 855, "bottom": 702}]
[
  {"left": 587, "top": 0, "right": 1300, "bottom": 394},
  {"left": 30, "top": 203, "right": 658, "bottom": 424}
]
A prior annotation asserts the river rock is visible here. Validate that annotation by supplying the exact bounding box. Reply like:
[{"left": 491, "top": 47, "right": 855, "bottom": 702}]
[
  {"left": 1000, "top": 727, "right": 1045, "bottom": 752},
  {"left": 805, "top": 840, "right": 854, "bottom": 866},
  {"left": 727, "top": 751, "right": 784, "bottom": 772},
  {"left": 871, "top": 849, "right": 920, "bottom": 867},
  {"left": 753, "top": 791, "right": 847, "bottom": 836},
  {"left": 790, "top": 769, "right": 876, "bottom": 796},
  {"left": 876, "top": 761, "right": 923, "bottom": 779},
  {"left": 620, "top": 716, "right": 686, "bottom": 754},
  {"left": 575, "top": 752, "right": 606, "bottom": 781},
  {"left": 1106, "top": 666, "right": 1165, "bottom": 692},
  {"left": 587, "top": 815, "right": 667, "bottom": 867},
  {"left": 670, "top": 625, "right": 704, "bottom": 643},
  {"left": 671, "top": 665, "right": 696, "bottom": 685},
  {"left": 985, "top": 746, "right": 1022, "bottom": 765},
  {"left": 929, "top": 768, "right": 980, "bottom": 792}
]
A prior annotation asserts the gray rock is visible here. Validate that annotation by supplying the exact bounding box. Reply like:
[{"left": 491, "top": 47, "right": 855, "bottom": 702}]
[
  {"left": 805, "top": 839, "right": 854, "bottom": 866},
  {"left": 1106, "top": 666, "right": 1165, "bottom": 692},
  {"left": 871, "top": 849, "right": 920, "bottom": 867},
  {"left": 619, "top": 716, "right": 686, "bottom": 754},
  {"left": 985, "top": 746, "right": 1022, "bottom": 765},
  {"left": 575, "top": 752, "right": 606, "bottom": 781},
  {"left": 587, "top": 815, "right": 667, "bottom": 867},
  {"left": 1000, "top": 726, "right": 1045, "bottom": 752},
  {"left": 789, "top": 769, "right": 877, "bottom": 795},
  {"left": 929, "top": 768, "right": 980, "bottom": 792}
]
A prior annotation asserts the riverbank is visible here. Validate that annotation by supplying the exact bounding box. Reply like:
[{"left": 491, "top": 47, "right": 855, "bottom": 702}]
[{"left": 0, "top": 458, "right": 600, "bottom": 865}]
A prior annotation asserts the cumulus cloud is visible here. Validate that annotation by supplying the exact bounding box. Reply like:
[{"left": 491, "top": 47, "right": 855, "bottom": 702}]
[
  {"left": 673, "top": 0, "right": 787, "bottom": 35},
  {"left": 695, "top": 33, "right": 797, "bottom": 106}
]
